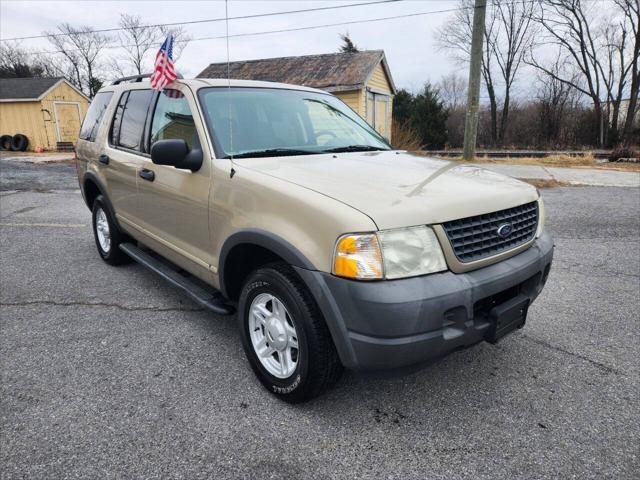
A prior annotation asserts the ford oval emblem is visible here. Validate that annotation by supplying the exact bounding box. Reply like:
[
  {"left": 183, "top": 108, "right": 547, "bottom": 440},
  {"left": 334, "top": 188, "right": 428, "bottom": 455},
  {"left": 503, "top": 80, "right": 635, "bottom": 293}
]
[{"left": 497, "top": 223, "right": 513, "bottom": 238}]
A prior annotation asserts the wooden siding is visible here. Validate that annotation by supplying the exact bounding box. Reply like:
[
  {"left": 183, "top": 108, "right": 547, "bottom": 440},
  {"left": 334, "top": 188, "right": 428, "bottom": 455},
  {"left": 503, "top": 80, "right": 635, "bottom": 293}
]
[
  {"left": 0, "top": 102, "right": 51, "bottom": 148},
  {"left": 0, "top": 81, "right": 89, "bottom": 150},
  {"left": 335, "top": 90, "right": 365, "bottom": 117},
  {"left": 367, "top": 63, "right": 393, "bottom": 94}
]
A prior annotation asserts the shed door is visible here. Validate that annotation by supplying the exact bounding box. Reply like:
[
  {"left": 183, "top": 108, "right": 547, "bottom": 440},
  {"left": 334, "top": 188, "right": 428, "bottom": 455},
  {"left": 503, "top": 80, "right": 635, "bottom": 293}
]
[
  {"left": 366, "top": 91, "right": 390, "bottom": 140},
  {"left": 374, "top": 95, "right": 389, "bottom": 138},
  {"left": 54, "top": 102, "right": 82, "bottom": 143}
]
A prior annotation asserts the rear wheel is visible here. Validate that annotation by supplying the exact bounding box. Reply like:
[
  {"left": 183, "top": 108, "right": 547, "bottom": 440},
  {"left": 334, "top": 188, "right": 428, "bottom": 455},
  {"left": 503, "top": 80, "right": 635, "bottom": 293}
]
[
  {"left": 238, "top": 263, "right": 343, "bottom": 403},
  {"left": 91, "top": 195, "right": 131, "bottom": 265}
]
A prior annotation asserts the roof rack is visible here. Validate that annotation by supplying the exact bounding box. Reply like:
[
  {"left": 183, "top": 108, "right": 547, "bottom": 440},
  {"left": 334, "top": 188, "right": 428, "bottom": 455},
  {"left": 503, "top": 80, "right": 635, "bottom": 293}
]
[{"left": 111, "top": 72, "right": 183, "bottom": 85}]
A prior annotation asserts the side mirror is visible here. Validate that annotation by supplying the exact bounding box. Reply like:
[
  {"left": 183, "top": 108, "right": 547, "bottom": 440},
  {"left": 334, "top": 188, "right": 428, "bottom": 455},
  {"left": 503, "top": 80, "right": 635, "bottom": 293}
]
[{"left": 151, "top": 139, "right": 203, "bottom": 171}]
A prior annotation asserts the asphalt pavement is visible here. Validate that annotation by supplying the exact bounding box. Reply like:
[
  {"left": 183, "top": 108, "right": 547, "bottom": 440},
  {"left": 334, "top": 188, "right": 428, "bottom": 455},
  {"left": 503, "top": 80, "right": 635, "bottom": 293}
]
[{"left": 1, "top": 160, "right": 638, "bottom": 479}]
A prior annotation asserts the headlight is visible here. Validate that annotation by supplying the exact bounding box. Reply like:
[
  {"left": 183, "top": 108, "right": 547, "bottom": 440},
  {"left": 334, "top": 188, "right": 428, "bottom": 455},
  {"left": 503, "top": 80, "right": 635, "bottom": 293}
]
[
  {"left": 536, "top": 196, "right": 545, "bottom": 238},
  {"left": 378, "top": 226, "right": 447, "bottom": 279},
  {"left": 333, "top": 226, "right": 447, "bottom": 280}
]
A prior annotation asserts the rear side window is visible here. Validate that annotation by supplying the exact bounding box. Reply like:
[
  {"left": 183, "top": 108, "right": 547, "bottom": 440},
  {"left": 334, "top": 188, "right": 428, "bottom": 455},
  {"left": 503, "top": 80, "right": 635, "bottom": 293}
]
[
  {"left": 79, "top": 91, "right": 113, "bottom": 142},
  {"left": 110, "top": 89, "right": 153, "bottom": 151}
]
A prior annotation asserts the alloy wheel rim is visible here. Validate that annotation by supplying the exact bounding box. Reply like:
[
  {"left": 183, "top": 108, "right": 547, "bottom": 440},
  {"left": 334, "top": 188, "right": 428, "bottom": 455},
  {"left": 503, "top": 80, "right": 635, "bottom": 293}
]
[
  {"left": 249, "top": 293, "right": 299, "bottom": 379},
  {"left": 95, "top": 208, "right": 111, "bottom": 253}
]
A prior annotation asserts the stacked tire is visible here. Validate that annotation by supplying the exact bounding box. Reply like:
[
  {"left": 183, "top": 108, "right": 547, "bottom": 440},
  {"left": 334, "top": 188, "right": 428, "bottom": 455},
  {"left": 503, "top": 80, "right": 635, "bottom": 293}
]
[{"left": 0, "top": 134, "right": 29, "bottom": 151}]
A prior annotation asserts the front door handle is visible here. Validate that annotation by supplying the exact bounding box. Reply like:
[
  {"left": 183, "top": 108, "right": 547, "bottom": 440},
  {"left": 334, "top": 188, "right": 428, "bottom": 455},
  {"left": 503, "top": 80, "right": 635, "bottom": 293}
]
[
  {"left": 139, "top": 168, "right": 155, "bottom": 182},
  {"left": 98, "top": 154, "right": 109, "bottom": 165}
]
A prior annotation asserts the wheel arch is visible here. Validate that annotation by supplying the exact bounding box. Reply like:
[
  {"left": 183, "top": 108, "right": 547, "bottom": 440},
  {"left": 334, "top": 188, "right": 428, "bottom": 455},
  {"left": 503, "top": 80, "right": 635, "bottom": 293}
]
[
  {"left": 219, "top": 229, "right": 316, "bottom": 301},
  {"left": 82, "top": 172, "right": 121, "bottom": 229}
]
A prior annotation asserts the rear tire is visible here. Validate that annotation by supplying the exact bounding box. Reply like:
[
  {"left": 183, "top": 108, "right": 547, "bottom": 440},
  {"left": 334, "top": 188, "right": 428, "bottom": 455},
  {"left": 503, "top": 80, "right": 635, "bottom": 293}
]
[
  {"left": 91, "top": 195, "right": 131, "bottom": 265},
  {"left": 0, "top": 135, "right": 12, "bottom": 151},
  {"left": 10, "top": 134, "right": 28, "bottom": 152},
  {"left": 238, "top": 263, "right": 343, "bottom": 403}
]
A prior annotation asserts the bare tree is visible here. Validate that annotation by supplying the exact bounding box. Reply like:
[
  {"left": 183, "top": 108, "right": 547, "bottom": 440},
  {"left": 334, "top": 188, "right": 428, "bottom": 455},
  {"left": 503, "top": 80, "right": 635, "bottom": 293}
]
[
  {"left": 438, "top": 73, "right": 468, "bottom": 109},
  {"left": 614, "top": 0, "right": 639, "bottom": 143},
  {"left": 158, "top": 25, "right": 191, "bottom": 64},
  {"left": 114, "top": 14, "right": 159, "bottom": 75},
  {"left": 527, "top": 0, "right": 638, "bottom": 146},
  {"left": 0, "top": 42, "right": 42, "bottom": 77},
  {"left": 46, "top": 24, "right": 110, "bottom": 97},
  {"left": 437, "top": 0, "right": 537, "bottom": 145},
  {"left": 535, "top": 56, "right": 582, "bottom": 146},
  {"left": 46, "top": 32, "right": 83, "bottom": 90}
]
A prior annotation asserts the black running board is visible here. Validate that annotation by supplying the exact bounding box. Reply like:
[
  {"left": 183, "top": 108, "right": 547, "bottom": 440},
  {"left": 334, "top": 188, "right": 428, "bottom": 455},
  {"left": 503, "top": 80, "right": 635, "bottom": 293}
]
[{"left": 119, "top": 242, "right": 235, "bottom": 315}]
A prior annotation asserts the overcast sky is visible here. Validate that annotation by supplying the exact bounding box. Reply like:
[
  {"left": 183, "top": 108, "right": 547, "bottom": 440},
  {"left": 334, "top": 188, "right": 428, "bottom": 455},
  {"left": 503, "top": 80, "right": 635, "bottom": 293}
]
[
  {"left": 0, "top": 0, "right": 623, "bottom": 99},
  {"left": 0, "top": 0, "right": 467, "bottom": 91}
]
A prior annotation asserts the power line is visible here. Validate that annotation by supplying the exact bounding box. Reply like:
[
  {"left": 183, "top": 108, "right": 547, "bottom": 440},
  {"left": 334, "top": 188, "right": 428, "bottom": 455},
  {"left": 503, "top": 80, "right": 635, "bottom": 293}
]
[
  {"left": 0, "top": 0, "right": 401, "bottom": 42},
  {"left": 28, "top": 5, "right": 476, "bottom": 56},
  {"left": 192, "top": 6, "right": 471, "bottom": 42}
]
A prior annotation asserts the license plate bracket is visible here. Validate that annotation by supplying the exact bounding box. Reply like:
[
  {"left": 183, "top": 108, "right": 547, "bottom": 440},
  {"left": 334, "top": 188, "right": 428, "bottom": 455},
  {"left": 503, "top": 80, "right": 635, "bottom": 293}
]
[{"left": 484, "top": 294, "right": 529, "bottom": 344}]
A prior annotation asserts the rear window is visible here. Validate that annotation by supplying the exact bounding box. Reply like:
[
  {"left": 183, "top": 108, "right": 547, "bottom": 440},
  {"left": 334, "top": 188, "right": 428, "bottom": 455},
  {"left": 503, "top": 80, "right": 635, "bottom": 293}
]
[
  {"left": 79, "top": 91, "right": 113, "bottom": 142},
  {"left": 110, "top": 89, "right": 153, "bottom": 152}
]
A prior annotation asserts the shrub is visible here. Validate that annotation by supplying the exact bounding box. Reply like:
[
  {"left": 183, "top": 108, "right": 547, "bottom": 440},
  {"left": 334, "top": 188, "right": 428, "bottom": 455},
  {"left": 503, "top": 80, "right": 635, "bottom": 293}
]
[
  {"left": 391, "top": 120, "right": 423, "bottom": 151},
  {"left": 608, "top": 145, "right": 640, "bottom": 162}
]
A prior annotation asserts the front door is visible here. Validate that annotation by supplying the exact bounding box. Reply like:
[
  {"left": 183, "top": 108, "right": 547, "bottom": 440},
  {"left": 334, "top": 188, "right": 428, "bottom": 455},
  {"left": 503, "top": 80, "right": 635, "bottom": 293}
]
[
  {"left": 136, "top": 87, "right": 213, "bottom": 269},
  {"left": 54, "top": 102, "right": 82, "bottom": 143}
]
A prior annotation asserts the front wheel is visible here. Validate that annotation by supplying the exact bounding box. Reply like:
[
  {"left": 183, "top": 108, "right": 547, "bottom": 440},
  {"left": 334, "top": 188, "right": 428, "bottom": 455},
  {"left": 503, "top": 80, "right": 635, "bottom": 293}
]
[{"left": 238, "top": 263, "right": 343, "bottom": 403}]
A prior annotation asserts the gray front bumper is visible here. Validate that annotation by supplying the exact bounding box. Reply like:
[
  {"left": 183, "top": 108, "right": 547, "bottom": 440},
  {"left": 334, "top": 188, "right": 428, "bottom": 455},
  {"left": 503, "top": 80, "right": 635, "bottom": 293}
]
[{"left": 295, "top": 231, "right": 554, "bottom": 371}]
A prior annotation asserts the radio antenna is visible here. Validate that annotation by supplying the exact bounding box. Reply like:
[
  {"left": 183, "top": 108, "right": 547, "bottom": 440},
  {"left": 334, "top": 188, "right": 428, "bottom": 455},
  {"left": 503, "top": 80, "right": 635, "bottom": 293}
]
[{"left": 225, "top": 0, "right": 234, "bottom": 163}]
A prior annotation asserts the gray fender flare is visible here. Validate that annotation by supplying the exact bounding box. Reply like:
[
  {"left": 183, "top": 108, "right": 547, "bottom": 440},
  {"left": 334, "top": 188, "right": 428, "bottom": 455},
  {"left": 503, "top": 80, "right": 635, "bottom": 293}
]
[
  {"left": 218, "top": 229, "right": 357, "bottom": 366},
  {"left": 218, "top": 228, "right": 316, "bottom": 298}
]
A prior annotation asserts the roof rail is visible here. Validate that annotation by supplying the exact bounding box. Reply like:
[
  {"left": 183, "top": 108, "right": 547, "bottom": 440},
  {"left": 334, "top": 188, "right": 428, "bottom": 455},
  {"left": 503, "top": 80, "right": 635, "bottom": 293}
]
[{"left": 111, "top": 72, "right": 183, "bottom": 85}]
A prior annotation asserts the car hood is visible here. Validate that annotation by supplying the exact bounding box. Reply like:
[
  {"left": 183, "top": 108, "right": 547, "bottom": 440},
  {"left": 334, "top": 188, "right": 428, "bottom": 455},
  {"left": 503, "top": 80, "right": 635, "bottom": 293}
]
[{"left": 233, "top": 151, "right": 538, "bottom": 230}]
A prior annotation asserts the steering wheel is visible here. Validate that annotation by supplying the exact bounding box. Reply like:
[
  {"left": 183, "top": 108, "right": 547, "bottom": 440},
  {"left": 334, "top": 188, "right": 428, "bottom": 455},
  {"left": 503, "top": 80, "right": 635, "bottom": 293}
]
[{"left": 315, "top": 130, "right": 337, "bottom": 145}]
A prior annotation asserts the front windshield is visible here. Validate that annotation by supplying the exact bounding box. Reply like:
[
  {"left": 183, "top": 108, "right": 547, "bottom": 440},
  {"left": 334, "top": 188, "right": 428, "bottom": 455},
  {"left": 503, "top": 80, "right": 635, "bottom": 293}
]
[{"left": 198, "top": 87, "right": 391, "bottom": 158}]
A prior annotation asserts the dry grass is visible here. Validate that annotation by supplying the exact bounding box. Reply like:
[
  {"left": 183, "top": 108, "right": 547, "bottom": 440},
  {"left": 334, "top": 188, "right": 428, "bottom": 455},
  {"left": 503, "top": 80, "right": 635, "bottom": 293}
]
[
  {"left": 520, "top": 178, "right": 582, "bottom": 189},
  {"left": 434, "top": 153, "right": 640, "bottom": 172},
  {"left": 391, "top": 121, "right": 423, "bottom": 151}
]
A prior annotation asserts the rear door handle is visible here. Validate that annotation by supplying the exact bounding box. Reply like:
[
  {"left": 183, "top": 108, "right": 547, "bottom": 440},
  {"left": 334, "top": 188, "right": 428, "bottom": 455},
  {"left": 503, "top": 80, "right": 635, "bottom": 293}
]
[
  {"left": 139, "top": 168, "right": 155, "bottom": 182},
  {"left": 98, "top": 154, "right": 109, "bottom": 165}
]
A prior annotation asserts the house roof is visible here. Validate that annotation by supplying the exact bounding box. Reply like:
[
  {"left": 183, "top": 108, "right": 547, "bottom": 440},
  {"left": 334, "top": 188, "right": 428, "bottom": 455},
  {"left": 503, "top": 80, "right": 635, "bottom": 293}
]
[
  {"left": 197, "top": 50, "right": 396, "bottom": 94},
  {"left": 0, "top": 77, "right": 89, "bottom": 102}
]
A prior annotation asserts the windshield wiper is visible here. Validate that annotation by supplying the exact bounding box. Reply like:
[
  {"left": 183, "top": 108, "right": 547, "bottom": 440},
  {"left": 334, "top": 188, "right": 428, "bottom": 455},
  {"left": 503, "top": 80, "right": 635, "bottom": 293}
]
[
  {"left": 226, "top": 148, "right": 316, "bottom": 159},
  {"left": 322, "top": 145, "right": 389, "bottom": 153}
]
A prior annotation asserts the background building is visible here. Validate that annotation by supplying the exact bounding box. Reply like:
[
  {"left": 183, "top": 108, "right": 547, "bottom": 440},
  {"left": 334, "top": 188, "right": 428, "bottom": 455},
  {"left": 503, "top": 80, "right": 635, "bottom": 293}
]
[
  {"left": 198, "top": 50, "right": 396, "bottom": 140},
  {"left": 0, "top": 77, "right": 89, "bottom": 151}
]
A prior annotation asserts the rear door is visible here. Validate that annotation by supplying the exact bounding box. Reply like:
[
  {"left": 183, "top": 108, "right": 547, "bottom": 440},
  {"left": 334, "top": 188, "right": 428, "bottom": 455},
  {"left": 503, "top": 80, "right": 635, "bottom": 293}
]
[
  {"left": 103, "top": 88, "right": 154, "bottom": 227},
  {"left": 136, "top": 87, "right": 213, "bottom": 268}
]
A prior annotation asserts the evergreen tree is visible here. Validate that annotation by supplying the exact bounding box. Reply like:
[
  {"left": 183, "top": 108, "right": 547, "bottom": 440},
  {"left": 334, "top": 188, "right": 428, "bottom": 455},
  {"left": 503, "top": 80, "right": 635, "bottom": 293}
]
[
  {"left": 411, "top": 83, "right": 448, "bottom": 149},
  {"left": 339, "top": 33, "right": 359, "bottom": 53},
  {"left": 392, "top": 89, "right": 414, "bottom": 126},
  {"left": 392, "top": 85, "right": 449, "bottom": 150}
]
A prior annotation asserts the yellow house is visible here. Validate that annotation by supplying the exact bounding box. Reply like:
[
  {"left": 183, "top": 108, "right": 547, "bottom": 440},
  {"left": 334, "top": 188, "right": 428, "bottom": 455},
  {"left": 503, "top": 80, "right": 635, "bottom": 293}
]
[
  {"left": 197, "top": 50, "right": 396, "bottom": 141},
  {"left": 0, "top": 77, "right": 90, "bottom": 151}
]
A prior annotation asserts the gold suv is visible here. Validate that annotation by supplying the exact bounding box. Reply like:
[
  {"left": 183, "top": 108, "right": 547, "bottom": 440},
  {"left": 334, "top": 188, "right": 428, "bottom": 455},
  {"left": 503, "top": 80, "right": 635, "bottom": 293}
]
[{"left": 76, "top": 76, "right": 554, "bottom": 402}]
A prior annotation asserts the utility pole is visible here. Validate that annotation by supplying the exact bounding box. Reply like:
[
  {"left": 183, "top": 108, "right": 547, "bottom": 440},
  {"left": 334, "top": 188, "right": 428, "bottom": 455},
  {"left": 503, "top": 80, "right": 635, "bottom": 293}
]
[{"left": 462, "top": 0, "right": 487, "bottom": 161}]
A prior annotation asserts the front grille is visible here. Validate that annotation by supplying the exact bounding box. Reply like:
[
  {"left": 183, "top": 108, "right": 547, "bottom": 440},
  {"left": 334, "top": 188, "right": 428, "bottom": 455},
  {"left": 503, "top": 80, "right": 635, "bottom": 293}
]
[{"left": 442, "top": 201, "right": 538, "bottom": 263}]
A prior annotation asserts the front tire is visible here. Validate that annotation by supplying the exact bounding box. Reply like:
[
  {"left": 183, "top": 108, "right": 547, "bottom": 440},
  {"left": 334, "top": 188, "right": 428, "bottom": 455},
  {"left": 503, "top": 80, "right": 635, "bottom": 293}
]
[
  {"left": 91, "top": 195, "right": 131, "bottom": 265},
  {"left": 238, "top": 263, "right": 343, "bottom": 403}
]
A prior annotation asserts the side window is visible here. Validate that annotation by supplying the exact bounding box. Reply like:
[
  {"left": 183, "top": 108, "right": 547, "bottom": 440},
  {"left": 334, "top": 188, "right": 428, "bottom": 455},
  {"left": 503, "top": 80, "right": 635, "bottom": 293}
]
[
  {"left": 150, "top": 89, "right": 199, "bottom": 150},
  {"left": 111, "top": 89, "right": 153, "bottom": 151},
  {"left": 110, "top": 92, "right": 128, "bottom": 147},
  {"left": 79, "top": 91, "right": 113, "bottom": 141}
]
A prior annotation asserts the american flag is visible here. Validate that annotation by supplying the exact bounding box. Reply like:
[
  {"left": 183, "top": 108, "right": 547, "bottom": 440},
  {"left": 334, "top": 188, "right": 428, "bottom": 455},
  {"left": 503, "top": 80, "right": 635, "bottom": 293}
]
[{"left": 150, "top": 35, "right": 177, "bottom": 91}]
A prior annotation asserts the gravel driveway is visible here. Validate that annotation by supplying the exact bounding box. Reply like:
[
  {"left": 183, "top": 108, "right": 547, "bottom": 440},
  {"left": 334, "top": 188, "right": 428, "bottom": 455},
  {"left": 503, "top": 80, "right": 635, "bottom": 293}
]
[{"left": 1, "top": 160, "right": 638, "bottom": 479}]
